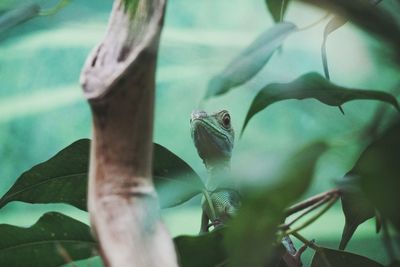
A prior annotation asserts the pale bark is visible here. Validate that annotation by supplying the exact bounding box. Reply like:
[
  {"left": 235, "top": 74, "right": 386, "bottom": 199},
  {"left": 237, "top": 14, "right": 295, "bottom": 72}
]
[{"left": 80, "top": 0, "right": 178, "bottom": 266}]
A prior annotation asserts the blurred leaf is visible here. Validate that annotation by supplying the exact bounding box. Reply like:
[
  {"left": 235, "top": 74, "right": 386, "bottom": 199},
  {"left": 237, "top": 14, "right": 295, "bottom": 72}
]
[
  {"left": 61, "top": 256, "right": 103, "bottom": 267},
  {"left": 0, "top": 139, "right": 90, "bottom": 211},
  {"left": 0, "top": 139, "right": 204, "bottom": 211},
  {"left": 311, "top": 247, "right": 383, "bottom": 267},
  {"left": 241, "top": 72, "right": 400, "bottom": 135},
  {"left": 225, "top": 142, "right": 328, "bottom": 267},
  {"left": 174, "top": 229, "right": 288, "bottom": 267},
  {"left": 321, "top": 15, "right": 346, "bottom": 80},
  {"left": 387, "top": 260, "right": 400, "bottom": 267},
  {"left": 351, "top": 119, "right": 400, "bottom": 231},
  {"left": 39, "top": 0, "right": 71, "bottom": 17},
  {"left": 338, "top": 175, "right": 375, "bottom": 250},
  {"left": 297, "top": 0, "right": 400, "bottom": 63},
  {"left": 0, "top": 0, "right": 71, "bottom": 34},
  {"left": 320, "top": 0, "right": 382, "bottom": 80},
  {"left": 0, "top": 4, "right": 40, "bottom": 34},
  {"left": 265, "top": 0, "right": 290, "bottom": 22},
  {"left": 0, "top": 212, "right": 96, "bottom": 267},
  {"left": 205, "top": 22, "right": 297, "bottom": 99},
  {"left": 153, "top": 143, "right": 205, "bottom": 208},
  {"left": 174, "top": 229, "right": 227, "bottom": 267}
]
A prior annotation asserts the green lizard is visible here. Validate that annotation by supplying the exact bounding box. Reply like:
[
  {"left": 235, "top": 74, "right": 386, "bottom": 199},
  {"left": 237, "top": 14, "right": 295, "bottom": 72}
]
[
  {"left": 190, "top": 109, "right": 303, "bottom": 265},
  {"left": 190, "top": 109, "right": 239, "bottom": 232}
]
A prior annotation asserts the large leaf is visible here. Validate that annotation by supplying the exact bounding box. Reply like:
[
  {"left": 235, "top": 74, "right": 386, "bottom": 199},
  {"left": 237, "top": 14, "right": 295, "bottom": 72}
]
[
  {"left": 311, "top": 247, "right": 383, "bottom": 267},
  {"left": 298, "top": 0, "right": 400, "bottom": 63},
  {"left": 205, "top": 22, "right": 297, "bottom": 99},
  {"left": 0, "top": 139, "right": 90, "bottom": 210},
  {"left": 153, "top": 143, "right": 205, "bottom": 208},
  {"left": 174, "top": 229, "right": 227, "bottom": 267},
  {"left": 225, "top": 142, "right": 328, "bottom": 267},
  {"left": 321, "top": 16, "right": 347, "bottom": 80},
  {"left": 0, "top": 1, "right": 71, "bottom": 35},
  {"left": 321, "top": 0, "right": 383, "bottom": 79},
  {"left": 338, "top": 174, "right": 375, "bottom": 250},
  {"left": 0, "top": 4, "right": 39, "bottom": 34},
  {"left": 174, "top": 229, "right": 288, "bottom": 267},
  {"left": 351, "top": 119, "right": 400, "bottom": 231},
  {"left": 0, "top": 212, "right": 96, "bottom": 267},
  {"left": 0, "top": 139, "right": 204, "bottom": 211},
  {"left": 265, "top": 0, "right": 290, "bottom": 22},
  {"left": 241, "top": 72, "right": 400, "bottom": 135}
]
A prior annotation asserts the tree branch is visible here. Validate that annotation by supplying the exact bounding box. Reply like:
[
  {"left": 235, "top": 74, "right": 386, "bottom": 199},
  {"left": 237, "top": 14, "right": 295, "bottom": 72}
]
[
  {"left": 284, "top": 188, "right": 339, "bottom": 217},
  {"left": 80, "top": 0, "right": 177, "bottom": 266}
]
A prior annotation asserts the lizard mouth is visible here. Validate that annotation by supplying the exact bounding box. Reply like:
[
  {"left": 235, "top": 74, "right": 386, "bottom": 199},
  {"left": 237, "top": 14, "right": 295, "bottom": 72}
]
[{"left": 191, "top": 119, "right": 232, "bottom": 163}]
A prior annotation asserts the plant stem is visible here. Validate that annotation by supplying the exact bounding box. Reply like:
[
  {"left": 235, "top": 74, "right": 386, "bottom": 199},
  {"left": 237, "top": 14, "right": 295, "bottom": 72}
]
[
  {"left": 281, "top": 195, "right": 330, "bottom": 230},
  {"left": 284, "top": 188, "right": 339, "bottom": 217},
  {"left": 285, "top": 194, "right": 338, "bottom": 235},
  {"left": 202, "top": 189, "right": 217, "bottom": 220},
  {"left": 291, "top": 233, "right": 332, "bottom": 267},
  {"left": 291, "top": 232, "right": 319, "bottom": 250}
]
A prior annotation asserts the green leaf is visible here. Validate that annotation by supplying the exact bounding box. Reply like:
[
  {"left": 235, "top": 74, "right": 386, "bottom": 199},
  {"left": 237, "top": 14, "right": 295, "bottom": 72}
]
[
  {"left": 351, "top": 119, "right": 400, "bottom": 231},
  {"left": 298, "top": 0, "right": 400, "bottom": 63},
  {"left": 265, "top": 0, "right": 290, "bottom": 22},
  {"left": 321, "top": 1, "right": 383, "bottom": 80},
  {"left": 321, "top": 16, "right": 347, "bottom": 80},
  {"left": 338, "top": 175, "right": 375, "bottom": 250},
  {"left": 241, "top": 72, "right": 400, "bottom": 135},
  {"left": 0, "top": 212, "right": 96, "bottom": 267},
  {"left": 174, "top": 229, "right": 288, "bottom": 267},
  {"left": 153, "top": 143, "right": 205, "bottom": 208},
  {"left": 205, "top": 22, "right": 297, "bottom": 99},
  {"left": 311, "top": 247, "right": 383, "bottom": 267},
  {"left": 174, "top": 229, "right": 227, "bottom": 267},
  {"left": 225, "top": 142, "right": 328, "bottom": 267},
  {"left": 0, "top": 139, "right": 204, "bottom": 211},
  {"left": 0, "top": 139, "right": 90, "bottom": 211},
  {"left": 387, "top": 260, "right": 400, "bottom": 267},
  {"left": 0, "top": 4, "right": 40, "bottom": 34}
]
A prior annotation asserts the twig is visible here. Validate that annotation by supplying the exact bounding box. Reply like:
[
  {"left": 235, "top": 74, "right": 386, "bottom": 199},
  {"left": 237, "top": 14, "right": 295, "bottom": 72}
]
[
  {"left": 291, "top": 233, "right": 332, "bottom": 267},
  {"left": 280, "top": 195, "right": 331, "bottom": 230},
  {"left": 284, "top": 188, "right": 339, "bottom": 217},
  {"left": 291, "top": 232, "right": 319, "bottom": 251},
  {"left": 285, "top": 194, "right": 338, "bottom": 235}
]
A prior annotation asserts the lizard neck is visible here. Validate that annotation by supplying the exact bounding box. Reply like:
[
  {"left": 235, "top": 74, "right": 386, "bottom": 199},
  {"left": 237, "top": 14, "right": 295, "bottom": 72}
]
[{"left": 204, "top": 159, "right": 232, "bottom": 191}]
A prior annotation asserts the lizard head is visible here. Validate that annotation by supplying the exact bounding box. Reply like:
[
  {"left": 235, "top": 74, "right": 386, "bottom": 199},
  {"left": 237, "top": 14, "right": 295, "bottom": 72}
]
[{"left": 190, "top": 110, "right": 234, "bottom": 167}]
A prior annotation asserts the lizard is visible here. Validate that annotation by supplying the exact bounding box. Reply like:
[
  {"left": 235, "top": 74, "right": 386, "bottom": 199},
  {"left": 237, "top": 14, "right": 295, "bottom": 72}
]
[
  {"left": 190, "top": 109, "right": 303, "bottom": 265},
  {"left": 190, "top": 109, "right": 239, "bottom": 232}
]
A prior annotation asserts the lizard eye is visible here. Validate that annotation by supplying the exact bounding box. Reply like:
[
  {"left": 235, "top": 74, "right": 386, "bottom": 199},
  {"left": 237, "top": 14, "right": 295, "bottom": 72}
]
[{"left": 222, "top": 113, "right": 231, "bottom": 128}]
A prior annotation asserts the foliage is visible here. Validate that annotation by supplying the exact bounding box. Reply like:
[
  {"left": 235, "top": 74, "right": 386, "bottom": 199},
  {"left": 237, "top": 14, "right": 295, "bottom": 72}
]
[
  {"left": 0, "top": 212, "right": 96, "bottom": 267},
  {"left": 0, "top": 0, "right": 70, "bottom": 34},
  {"left": 204, "top": 22, "right": 297, "bottom": 99},
  {"left": 240, "top": 72, "right": 399, "bottom": 135},
  {"left": 1, "top": 0, "right": 400, "bottom": 266}
]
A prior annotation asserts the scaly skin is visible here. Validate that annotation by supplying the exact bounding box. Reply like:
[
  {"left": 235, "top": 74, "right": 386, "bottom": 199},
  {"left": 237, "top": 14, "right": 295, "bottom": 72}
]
[
  {"left": 190, "top": 110, "right": 239, "bottom": 231},
  {"left": 190, "top": 110, "right": 301, "bottom": 263}
]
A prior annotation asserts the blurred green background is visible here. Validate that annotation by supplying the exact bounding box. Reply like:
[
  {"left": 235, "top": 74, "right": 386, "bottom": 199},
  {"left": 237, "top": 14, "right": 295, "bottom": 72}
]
[{"left": 1, "top": 0, "right": 398, "bottom": 266}]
